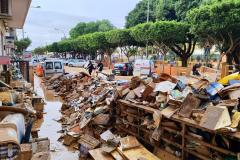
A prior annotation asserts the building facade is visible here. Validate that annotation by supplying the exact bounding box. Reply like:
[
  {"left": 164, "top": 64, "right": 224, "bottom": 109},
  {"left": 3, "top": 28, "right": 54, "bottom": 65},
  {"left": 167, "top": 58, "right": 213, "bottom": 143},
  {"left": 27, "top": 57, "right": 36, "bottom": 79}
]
[
  {"left": 0, "top": 0, "right": 31, "bottom": 55},
  {"left": 0, "top": 0, "right": 31, "bottom": 70}
]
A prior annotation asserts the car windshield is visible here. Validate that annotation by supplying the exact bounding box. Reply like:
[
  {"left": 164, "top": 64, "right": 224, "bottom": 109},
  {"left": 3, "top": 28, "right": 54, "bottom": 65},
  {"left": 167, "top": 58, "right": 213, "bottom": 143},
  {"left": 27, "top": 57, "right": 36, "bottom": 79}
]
[{"left": 46, "top": 62, "right": 53, "bottom": 70}]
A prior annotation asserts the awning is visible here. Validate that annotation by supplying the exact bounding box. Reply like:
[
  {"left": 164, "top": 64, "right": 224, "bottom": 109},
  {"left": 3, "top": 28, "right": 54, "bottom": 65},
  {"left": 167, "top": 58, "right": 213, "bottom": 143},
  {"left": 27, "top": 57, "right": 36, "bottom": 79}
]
[{"left": 0, "top": 56, "right": 11, "bottom": 65}]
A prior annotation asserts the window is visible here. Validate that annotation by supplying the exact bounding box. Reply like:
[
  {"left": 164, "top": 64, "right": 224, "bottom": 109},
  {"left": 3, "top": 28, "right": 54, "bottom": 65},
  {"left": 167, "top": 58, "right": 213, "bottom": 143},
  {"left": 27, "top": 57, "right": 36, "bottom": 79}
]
[
  {"left": 54, "top": 62, "right": 62, "bottom": 69},
  {"left": 46, "top": 62, "right": 53, "bottom": 70},
  {"left": 0, "top": 0, "right": 9, "bottom": 14}
]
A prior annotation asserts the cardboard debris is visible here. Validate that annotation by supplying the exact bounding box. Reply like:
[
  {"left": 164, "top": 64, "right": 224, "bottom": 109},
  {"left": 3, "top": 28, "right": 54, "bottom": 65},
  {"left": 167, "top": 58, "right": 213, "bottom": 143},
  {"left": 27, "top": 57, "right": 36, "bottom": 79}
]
[
  {"left": 133, "top": 85, "right": 146, "bottom": 98},
  {"left": 161, "top": 106, "right": 180, "bottom": 118},
  {"left": 78, "top": 134, "right": 100, "bottom": 150},
  {"left": 89, "top": 148, "right": 114, "bottom": 160},
  {"left": 154, "top": 81, "right": 176, "bottom": 93},
  {"left": 200, "top": 105, "right": 231, "bottom": 130},
  {"left": 231, "top": 112, "right": 240, "bottom": 128},
  {"left": 178, "top": 93, "right": 201, "bottom": 118},
  {"left": 120, "top": 136, "right": 140, "bottom": 151},
  {"left": 117, "top": 145, "right": 160, "bottom": 160},
  {"left": 100, "top": 130, "right": 115, "bottom": 142},
  {"left": 142, "top": 82, "right": 156, "bottom": 100},
  {"left": 111, "top": 150, "right": 124, "bottom": 160}
]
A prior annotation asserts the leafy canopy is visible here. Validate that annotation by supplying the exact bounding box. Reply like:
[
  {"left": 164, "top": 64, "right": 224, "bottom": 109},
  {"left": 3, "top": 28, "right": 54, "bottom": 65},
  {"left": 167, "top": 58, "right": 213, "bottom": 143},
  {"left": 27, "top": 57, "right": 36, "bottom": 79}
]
[
  {"left": 33, "top": 47, "right": 47, "bottom": 55},
  {"left": 187, "top": 0, "right": 240, "bottom": 52},
  {"left": 69, "top": 20, "right": 115, "bottom": 38},
  {"left": 14, "top": 38, "right": 32, "bottom": 54}
]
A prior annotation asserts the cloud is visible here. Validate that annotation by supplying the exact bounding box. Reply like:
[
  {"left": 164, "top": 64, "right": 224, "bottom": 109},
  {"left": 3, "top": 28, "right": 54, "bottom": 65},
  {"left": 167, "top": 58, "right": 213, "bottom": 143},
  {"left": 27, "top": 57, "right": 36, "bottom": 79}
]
[{"left": 18, "top": 10, "right": 95, "bottom": 50}]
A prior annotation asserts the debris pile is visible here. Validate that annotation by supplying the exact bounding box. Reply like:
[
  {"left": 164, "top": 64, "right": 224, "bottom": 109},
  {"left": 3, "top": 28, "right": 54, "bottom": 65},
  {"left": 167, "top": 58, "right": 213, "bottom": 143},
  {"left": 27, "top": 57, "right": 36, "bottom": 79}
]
[
  {"left": 0, "top": 78, "right": 49, "bottom": 160},
  {"left": 45, "top": 72, "right": 240, "bottom": 160}
]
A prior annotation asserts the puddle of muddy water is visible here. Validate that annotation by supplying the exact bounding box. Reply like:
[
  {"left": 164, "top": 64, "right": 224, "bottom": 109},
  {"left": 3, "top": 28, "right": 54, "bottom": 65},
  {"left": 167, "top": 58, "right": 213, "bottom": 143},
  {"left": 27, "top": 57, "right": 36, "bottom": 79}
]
[{"left": 33, "top": 75, "right": 79, "bottom": 160}]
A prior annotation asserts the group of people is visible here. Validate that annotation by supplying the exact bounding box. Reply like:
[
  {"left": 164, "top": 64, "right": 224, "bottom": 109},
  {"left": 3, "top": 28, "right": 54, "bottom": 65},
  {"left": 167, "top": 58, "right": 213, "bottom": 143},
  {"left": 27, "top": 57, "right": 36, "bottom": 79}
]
[{"left": 86, "top": 61, "right": 104, "bottom": 75}]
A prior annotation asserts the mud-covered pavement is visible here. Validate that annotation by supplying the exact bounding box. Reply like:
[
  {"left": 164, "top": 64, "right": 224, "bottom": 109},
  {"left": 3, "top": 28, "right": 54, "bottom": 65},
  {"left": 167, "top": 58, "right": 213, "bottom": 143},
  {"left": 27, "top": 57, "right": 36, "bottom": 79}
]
[{"left": 33, "top": 75, "right": 79, "bottom": 160}]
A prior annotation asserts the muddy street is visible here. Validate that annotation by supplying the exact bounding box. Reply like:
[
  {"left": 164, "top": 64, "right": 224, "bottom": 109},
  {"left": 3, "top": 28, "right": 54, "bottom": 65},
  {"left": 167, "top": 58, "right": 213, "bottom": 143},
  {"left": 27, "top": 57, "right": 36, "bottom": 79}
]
[{"left": 33, "top": 75, "right": 79, "bottom": 160}]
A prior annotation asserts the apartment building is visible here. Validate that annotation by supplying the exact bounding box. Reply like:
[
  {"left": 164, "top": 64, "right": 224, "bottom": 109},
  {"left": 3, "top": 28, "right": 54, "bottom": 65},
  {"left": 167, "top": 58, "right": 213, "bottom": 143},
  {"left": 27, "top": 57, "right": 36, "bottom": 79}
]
[{"left": 0, "top": 0, "right": 31, "bottom": 56}]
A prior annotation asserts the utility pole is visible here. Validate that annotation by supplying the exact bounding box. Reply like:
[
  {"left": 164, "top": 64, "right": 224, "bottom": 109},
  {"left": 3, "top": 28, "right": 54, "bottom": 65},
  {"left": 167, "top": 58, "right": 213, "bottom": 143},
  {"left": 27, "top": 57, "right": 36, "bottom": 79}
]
[{"left": 146, "top": 0, "right": 150, "bottom": 58}]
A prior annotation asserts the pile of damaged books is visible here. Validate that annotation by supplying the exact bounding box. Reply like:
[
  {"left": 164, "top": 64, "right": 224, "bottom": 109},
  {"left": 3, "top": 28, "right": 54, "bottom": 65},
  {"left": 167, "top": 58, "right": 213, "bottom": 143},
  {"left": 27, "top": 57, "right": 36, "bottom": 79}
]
[{"left": 45, "top": 71, "right": 240, "bottom": 159}]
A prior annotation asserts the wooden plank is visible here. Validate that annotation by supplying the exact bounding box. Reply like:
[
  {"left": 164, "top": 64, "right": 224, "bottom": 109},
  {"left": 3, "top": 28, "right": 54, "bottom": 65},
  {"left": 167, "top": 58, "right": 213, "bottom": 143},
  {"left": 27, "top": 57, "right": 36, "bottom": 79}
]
[
  {"left": 184, "top": 149, "right": 209, "bottom": 160},
  {"left": 111, "top": 150, "right": 126, "bottom": 160},
  {"left": 161, "top": 138, "right": 182, "bottom": 149},
  {"left": 171, "top": 114, "right": 240, "bottom": 140},
  {"left": 162, "top": 126, "right": 182, "bottom": 136},
  {"left": 118, "top": 100, "right": 157, "bottom": 114},
  {"left": 117, "top": 145, "right": 161, "bottom": 160},
  {"left": 89, "top": 148, "right": 114, "bottom": 160},
  {"left": 154, "top": 147, "right": 180, "bottom": 160},
  {"left": 118, "top": 126, "right": 152, "bottom": 146},
  {"left": 185, "top": 135, "right": 236, "bottom": 156}
]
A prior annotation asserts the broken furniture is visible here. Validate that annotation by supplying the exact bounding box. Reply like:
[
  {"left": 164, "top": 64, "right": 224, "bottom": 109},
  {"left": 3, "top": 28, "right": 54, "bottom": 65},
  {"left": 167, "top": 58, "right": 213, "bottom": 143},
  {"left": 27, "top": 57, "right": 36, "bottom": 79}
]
[{"left": 117, "top": 100, "right": 240, "bottom": 160}]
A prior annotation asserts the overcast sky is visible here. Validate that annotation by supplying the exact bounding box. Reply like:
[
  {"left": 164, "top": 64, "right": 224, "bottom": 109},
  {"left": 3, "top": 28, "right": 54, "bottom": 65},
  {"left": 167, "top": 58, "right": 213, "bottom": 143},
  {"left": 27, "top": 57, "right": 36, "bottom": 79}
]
[{"left": 17, "top": 0, "right": 140, "bottom": 50}]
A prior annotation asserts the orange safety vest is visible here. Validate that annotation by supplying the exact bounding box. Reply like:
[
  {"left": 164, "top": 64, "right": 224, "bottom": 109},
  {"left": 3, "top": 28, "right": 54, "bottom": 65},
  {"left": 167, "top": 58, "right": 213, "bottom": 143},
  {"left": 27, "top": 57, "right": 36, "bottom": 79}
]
[{"left": 36, "top": 64, "right": 44, "bottom": 77}]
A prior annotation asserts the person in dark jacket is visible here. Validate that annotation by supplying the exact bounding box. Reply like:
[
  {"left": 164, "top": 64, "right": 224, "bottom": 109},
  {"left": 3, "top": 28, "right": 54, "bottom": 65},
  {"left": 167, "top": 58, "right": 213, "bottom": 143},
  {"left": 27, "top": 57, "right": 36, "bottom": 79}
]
[
  {"left": 87, "top": 61, "right": 94, "bottom": 75},
  {"left": 192, "top": 63, "right": 202, "bottom": 76},
  {"left": 97, "top": 61, "right": 104, "bottom": 72}
]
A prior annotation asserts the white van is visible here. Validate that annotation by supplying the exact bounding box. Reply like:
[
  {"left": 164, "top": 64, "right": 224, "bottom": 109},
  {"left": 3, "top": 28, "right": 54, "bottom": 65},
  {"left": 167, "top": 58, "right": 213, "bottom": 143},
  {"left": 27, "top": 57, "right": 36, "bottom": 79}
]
[
  {"left": 43, "top": 59, "right": 64, "bottom": 77},
  {"left": 133, "top": 59, "right": 155, "bottom": 76}
]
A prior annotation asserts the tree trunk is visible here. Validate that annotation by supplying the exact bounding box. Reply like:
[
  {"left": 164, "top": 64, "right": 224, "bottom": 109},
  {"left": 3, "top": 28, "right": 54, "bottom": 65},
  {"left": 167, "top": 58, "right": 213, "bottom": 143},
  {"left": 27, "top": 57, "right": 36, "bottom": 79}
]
[
  {"left": 181, "top": 56, "right": 188, "bottom": 67},
  {"left": 127, "top": 56, "right": 130, "bottom": 62},
  {"left": 233, "top": 45, "right": 240, "bottom": 70},
  {"left": 109, "top": 53, "right": 112, "bottom": 69}
]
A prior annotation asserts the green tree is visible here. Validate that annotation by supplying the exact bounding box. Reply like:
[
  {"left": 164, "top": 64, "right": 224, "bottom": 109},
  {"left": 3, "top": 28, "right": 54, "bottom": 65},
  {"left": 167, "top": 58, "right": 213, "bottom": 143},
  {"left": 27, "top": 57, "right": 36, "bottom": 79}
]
[
  {"left": 131, "top": 21, "right": 196, "bottom": 67},
  {"left": 105, "top": 29, "right": 141, "bottom": 62},
  {"left": 33, "top": 47, "right": 47, "bottom": 55},
  {"left": 125, "top": 0, "right": 160, "bottom": 28},
  {"left": 14, "top": 38, "right": 32, "bottom": 54},
  {"left": 126, "top": 0, "right": 204, "bottom": 28},
  {"left": 187, "top": 0, "right": 240, "bottom": 67},
  {"left": 155, "top": 0, "right": 178, "bottom": 21},
  {"left": 69, "top": 20, "right": 115, "bottom": 38},
  {"left": 175, "top": 0, "right": 203, "bottom": 20}
]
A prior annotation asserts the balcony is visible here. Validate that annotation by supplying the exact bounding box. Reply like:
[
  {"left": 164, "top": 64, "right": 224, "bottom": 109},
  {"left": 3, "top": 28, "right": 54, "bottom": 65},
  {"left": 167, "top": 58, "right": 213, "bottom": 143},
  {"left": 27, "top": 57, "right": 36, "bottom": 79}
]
[
  {"left": 0, "top": 0, "right": 12, "bottom": 19},
  {"left": 0, "top": 0, "right": 32, "bottom": 29}
]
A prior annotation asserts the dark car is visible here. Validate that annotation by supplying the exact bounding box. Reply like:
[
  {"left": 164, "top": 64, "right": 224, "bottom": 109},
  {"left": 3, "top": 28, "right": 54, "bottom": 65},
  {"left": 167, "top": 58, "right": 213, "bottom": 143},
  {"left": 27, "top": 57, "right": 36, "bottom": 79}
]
[{"left": 112, "top": 63, "right": 133, "bottom": 76}]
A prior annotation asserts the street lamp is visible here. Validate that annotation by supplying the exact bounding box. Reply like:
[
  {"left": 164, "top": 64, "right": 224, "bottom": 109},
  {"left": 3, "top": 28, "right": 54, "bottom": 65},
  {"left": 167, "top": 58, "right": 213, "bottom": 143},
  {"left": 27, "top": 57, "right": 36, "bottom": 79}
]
[{"left": 54, "top": 28, "right": 67, "bottom": 40}]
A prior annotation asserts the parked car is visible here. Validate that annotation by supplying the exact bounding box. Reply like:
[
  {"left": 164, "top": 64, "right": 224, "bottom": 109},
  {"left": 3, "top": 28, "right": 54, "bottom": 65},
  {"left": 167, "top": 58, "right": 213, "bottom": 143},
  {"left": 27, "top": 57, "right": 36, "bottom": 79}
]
[
  {"left": 60, "top": 58, "right": 69, "bottom": 66},
  {"left": 43, "top": 59, "right": 64, "bottom": 77},
  {"left": 68, "top": 59, "right": 87, "bottom": 67},
  {"left": 112, "top": 63, "right": 133, "bottom": 76}
]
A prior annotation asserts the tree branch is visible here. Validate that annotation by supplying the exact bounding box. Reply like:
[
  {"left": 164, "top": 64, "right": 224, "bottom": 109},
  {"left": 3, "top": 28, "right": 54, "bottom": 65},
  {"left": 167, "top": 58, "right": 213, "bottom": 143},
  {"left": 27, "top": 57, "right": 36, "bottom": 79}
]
[{"left": 170, "top": 45, "right": 182, "bottom": 57}]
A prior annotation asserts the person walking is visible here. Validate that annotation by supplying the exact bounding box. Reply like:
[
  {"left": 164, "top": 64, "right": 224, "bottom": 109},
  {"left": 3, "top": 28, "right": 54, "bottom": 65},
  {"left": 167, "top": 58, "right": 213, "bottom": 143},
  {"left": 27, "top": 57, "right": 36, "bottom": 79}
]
[
  {"left": 97, "top": 61, "right": 104, "bottom": 72},
  {"left": 87, "top": 61, "right": 94, "bottom": 75}
]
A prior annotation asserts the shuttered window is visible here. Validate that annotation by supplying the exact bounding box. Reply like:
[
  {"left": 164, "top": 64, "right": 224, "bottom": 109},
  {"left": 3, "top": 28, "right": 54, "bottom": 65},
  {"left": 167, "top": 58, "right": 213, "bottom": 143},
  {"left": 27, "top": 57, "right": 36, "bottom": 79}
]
[{"left": 0, "top": 0, "right": 9, "bottom": 14}]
